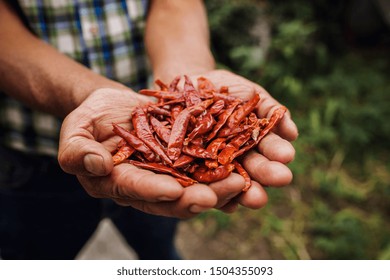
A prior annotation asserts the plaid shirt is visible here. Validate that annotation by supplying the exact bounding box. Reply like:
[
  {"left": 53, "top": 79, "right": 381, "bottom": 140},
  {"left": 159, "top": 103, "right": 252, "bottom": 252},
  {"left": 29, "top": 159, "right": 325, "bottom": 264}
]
[{"left": 0, "top": 0, "right": 149, "bottom": 156}]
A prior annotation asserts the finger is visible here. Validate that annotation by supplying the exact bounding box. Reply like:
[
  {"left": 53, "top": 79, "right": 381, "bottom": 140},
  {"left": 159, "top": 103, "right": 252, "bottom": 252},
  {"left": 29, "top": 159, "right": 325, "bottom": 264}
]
[
  {"left": 58, "top": 133, "right": 114, "bottom": 177},
  {"left": 208, "top": 172, "right": 246, "bottom": 208},
  {"left": 218, "top": 181, "right": 268, "bottom": 212},
  {"left": 129, "top": 183, "right": 218, "bottom": 219},
  {"left": 78, "top": 163, "right": 184, "bottom": 202},
  {"left": 272, "top": 110, "right": 299, "bottom": 142},
  {"left": 257, "top": 97, "right": 298, "bottom": 142},
  {"left": 237, "top": 181, "right": 268, "bottom": 209},
  {"left": 58, "top": 89, "right": 149, "bottom": 177},
  {"left": 258, "top": 132, "right": 296, "bottom": 164},
  {"left": 242, "top": 150, "right": 293, "bottom": 187}
]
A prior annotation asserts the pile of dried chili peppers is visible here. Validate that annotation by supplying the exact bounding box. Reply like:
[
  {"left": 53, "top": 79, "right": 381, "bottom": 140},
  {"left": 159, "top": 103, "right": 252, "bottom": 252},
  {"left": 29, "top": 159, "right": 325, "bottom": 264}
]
[{"left": 111, "top": 75, "right": 286, "bottom": 191}]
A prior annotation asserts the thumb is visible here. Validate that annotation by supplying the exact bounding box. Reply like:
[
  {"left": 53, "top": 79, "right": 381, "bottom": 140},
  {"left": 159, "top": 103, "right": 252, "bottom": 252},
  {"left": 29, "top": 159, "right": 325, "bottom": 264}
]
[{"left": 58, "top": 129, "right": 114, "bottom": 176}]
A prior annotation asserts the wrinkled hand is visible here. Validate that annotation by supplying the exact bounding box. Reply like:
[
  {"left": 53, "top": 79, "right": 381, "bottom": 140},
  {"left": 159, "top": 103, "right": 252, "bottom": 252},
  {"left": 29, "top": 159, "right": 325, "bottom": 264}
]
[
  {"left": 58, "top": 88, "right": 219, "bottom": 218},
  {"left": 58, "top": 69, "right": 298, "bottom": 218},
  {"left": 185, "top": 70, "right": 299, "bottom": 213}
]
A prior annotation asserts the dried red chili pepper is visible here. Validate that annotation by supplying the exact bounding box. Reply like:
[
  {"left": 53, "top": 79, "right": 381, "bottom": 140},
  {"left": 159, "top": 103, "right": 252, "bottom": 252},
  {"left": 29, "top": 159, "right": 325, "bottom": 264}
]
[
  {"left": 173, "top": 154, "right": 195, "bottom": 168},
  {"left": 217, "top": 124, "right": 251, "bottom": 138},
  {"left": 111, "top": 75, "right": 288, "bottom": 191},
  {"left": 112, "top": 143, "right": 135, "bottom": 165},
  {"left": 183, "top": 75, "right": 202, "bottom": 107},
  {"left": 112, "top": 123, "right": 156, "bottom": 162},
  {"left": 208, "top": 99, "right": 225, "bottom": 116},
  {"left": 225, "top": 93, "right": 260, "bottom": 129},
  {"left": 150, "top": 116, "right": 171, "bottom": 144},
  {"left": 192, "top": 164, "right": 235, "bottom": 183},
  {"left": 132, "top": 107, "right": 172, "bottom": 166},
  {"left": 167, "top": 108, "right": 191, "bottom": 161},
  {"left": 219, "top": 86, "right": 229, "bottom": 94},
  {"left": 170, "top": 104, "right": 184, "bottom": 121},
  {"left": 155, "top": 79, "right": 169, "bottom": 91},
  {"left": 187, "top": 98, "right": 214, "bottom": 116},
  {"left": 232, "top": 106, "right": 287, "bottom": 159},
  {"left": 182, "top": 144, "right": 216, "bottom": 159},
  {"left": 184, "top": 111, "right": 215, "bottom": 145},
  {"left": 218, "top": 128, "right": 253, "bottom": 165},
  {"left": 166, "top": 75, "right": 180, "bottom": 92},
  {"left": 213, "top": 92, "right": 240, "bottom": 103},
  {"left": 206, "top": 99, "right": 241, "bottom": 142},
  {"left": 147, "top": 105, "right": 171, "bottom": 117},
  {"left": 233, "top": 160, "right": 251, "bottom": 191},
  {"left": 197, "top": 76, "right": 217, "bottom": 92},
  {"left": 128, "top": 160, "right": 197, "bottom": 186},
  {"left": 206, "top": 138, "right": 226, "bottom": 158},
  {"left": 139, "top": 89, "right": 182, "bottom": 100}
]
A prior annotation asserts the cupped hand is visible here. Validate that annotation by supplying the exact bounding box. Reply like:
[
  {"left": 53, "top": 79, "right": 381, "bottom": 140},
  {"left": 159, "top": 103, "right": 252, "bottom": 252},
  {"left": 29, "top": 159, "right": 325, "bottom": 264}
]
[
  {"left": 58, "top": 88, "right": 218, "bottom": 218},
  {"left": 185, "top": 70, "right": 299, "bottom": 212},
  {"left": 58, "top": 69, "right": 298, "bottom": 217}
]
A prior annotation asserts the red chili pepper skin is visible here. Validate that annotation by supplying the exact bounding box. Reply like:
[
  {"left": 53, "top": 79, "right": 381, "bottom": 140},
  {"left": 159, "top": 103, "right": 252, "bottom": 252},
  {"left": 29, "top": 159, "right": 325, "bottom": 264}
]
[
  {"left": 128, "top": 160, "right": 197, "bottom": 186},
  {"left": 132, "top": 107, "right": 172, "bottom": 166},
  {"left": 156, "top": 98, "right": 186, "bottom": 107},
  {"left": 182, "top": 144, "right": 217, "bottom": 159},
  {"left": 168, "top": 99, "right": 214, "bottom": 161},
  {"left": 185, "top": 163, "right": 199, "bottom": 174},
  {"left": 253, "top": 106, "right": 286, "bottom": 144},
  {"left": 187, "top": 99, "right": 214, "bottom": 116},
  {"left": 150, "top": 116, "right": 171, "bottom": 144},
  {"left": 217, "top": 124, "right": 251, "bottom": 138},
  {"left": 170, "top": 104, "right": 184, "bottom": 121},
  {"left": 184, "top": 112, "right": 215, "bottom": 145},
  {"left": 197, "top": 76, "right": 217, "bottom": 92},
  {"left": 206, "top": 138, "right": 226, "bottom": 158},
  {"left": 248, "top": 112, "right": 258, "bottom": 125},
  {"left": 225, "top": 93, "right": 260, "bottom": 129},
  {"left": 219, "top": 86, "right": 229, "bottom": 94},
  {"left": 113, "top": 75, "right": 287, "bottom": 188},
  {"left": 197, "top": 76, "right": 217, "bottom": 98},
  {"left": 208, "top": 99, "right": 225, "bottom": 116},
  {"left": 112, "top": 144, "right": 135, "bottom": 165},
  {"left": 232, "top": 106, "right": 287, "bottom": 159},
  {"left": 183, "top": 75, "right": 202, "bottom": 107},
  {"left": 190, "top": 137, "right": 204, "bottom": 147},
  {"left": 167, "top": 108, "right": 191, "bottom": 161},
  {"left": 192, "top": 164, "right": 235, "bottom": 183},
  {"left": 139, "top": 89, "right": 182, "bottom": 100},
  {"left": 204, "top": 159, "right": 219, "bottom": 169},
  {"left": 173, "top": 154, "right": 195, "bottom": 168},
  {"left": 218, "top": 129, "right": 253, "bottom": 165},
  {"left": 168, "top": 75, "right": 181, "bottom": 92},
  {"left": 175, "top": 177, "right": 196, "bottom": 187},
  {"left": 233, "top": 160, "right": 252, "bottom": 191},
  {"left": 147, "top": 105, "right": 171, "bottom": 117},
  {"left": 112, "top": 123, "right": 156, "bottom": 162},
  {"left": 213, "top": 92, "right": 240, "bottom": 103},
  {"left": 205, "top": 99, "right": 241, "bottom": 142},
  {"left": 155, "top": 79, "right": 169, "bottom": 91}
]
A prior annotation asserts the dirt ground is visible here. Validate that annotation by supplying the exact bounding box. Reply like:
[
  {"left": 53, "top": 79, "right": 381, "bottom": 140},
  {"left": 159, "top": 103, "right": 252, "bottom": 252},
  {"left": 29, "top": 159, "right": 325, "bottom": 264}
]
[{"left": 76, "top": 217, "right": 275, "bottom": 260}]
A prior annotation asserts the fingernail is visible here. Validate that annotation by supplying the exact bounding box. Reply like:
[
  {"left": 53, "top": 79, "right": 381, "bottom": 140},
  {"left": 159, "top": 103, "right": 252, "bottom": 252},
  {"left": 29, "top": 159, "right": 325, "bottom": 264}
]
[
  {"left": 189, "top": 205, "right": 210, "bottom": 214},
  {"left": 84, "top": 154, "right": 106, "bottom": 176}
]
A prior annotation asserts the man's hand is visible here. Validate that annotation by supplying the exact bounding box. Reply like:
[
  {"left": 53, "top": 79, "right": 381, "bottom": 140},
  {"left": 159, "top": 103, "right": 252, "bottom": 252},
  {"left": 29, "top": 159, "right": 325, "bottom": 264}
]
[
  {"left": 58, "top": 88, "right": 219, "bottom": 219},
  {"left": 58, "top": 70, "right": 298, "bottom": 218},
  {"left": 184, "top": 70, "right": 299, "bottom": 213}
]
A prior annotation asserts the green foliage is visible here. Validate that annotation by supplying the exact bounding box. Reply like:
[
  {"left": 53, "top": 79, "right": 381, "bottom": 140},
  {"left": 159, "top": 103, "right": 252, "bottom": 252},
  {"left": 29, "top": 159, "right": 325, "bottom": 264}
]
[{"left": 187, "top": 0, "right": 390, "bottom": 260}]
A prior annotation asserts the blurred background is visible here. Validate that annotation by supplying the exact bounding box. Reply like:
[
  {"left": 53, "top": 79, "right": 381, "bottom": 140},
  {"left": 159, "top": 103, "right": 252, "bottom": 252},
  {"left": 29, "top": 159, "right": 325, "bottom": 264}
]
[
  {"left": 78, "top": 0, "right": 390, "bottom": 260},
  {"left": 176, "top": 0, "right": 390, "bottom": 260}
]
